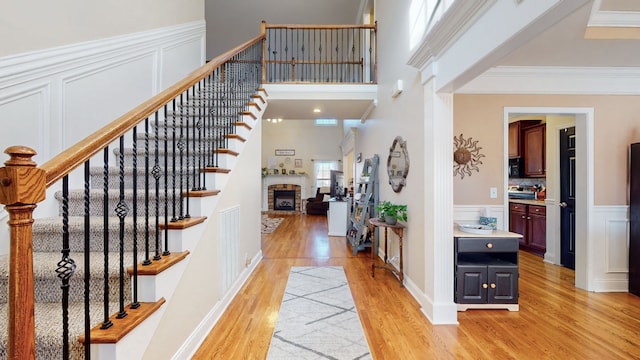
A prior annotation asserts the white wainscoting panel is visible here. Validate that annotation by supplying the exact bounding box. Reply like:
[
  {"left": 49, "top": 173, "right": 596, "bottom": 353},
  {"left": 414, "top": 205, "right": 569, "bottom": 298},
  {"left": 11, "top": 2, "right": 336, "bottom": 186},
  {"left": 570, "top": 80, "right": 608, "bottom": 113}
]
[
  {"left": 0, "top": 82, "right": 50, "bottom": 162},
  {"left": 62, "top": 52, "right": 157, "bottom": 148},
  {"left": 0, "top": 20, "right": 206, "bottom": 165},
  {"left": 0, "top": 21, "right": 206, "bottom": 254},
  {"left": 591, "top": 206, "right": 629, "bottom": 292},
  {"left": 219, "top": 206, "right": 240, "bottom": 295},
  {"left": 160, "top": 37, "right": 205, "bottom": 90}
]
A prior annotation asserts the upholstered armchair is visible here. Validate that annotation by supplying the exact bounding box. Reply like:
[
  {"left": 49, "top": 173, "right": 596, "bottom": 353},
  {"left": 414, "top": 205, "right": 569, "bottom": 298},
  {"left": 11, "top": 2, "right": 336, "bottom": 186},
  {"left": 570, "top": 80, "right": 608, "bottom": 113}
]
[{"left": 306, "top": 187, "right": 331, "bottom": 215}]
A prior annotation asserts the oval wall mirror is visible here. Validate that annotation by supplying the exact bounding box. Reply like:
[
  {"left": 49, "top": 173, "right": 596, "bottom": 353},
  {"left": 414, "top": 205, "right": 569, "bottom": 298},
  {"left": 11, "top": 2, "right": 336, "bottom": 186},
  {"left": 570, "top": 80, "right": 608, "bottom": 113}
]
[{"left": 387, "top": 136, "right": 409, "bottom": 192}]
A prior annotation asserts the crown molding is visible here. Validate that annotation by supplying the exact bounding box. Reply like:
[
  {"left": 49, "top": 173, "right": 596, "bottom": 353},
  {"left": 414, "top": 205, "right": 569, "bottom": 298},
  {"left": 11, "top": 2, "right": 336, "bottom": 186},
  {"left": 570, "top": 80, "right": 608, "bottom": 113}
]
[
  {"left": 457, "top": 66, "right": 640, "bottom": 95},
  {"left": 588, "top": 0, "right": 640, "bottom": 28}
]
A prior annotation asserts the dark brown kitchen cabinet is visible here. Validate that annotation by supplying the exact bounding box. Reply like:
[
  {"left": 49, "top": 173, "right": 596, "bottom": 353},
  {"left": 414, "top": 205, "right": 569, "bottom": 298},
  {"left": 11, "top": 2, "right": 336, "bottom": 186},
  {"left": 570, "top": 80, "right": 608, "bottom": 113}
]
[
  {"left": 509, "top": 202, "right": 546, "bottom": 255},
  {"left": 508, "top": 120, "right": 541, "bottom": 159},
  {"left": 523, "top": 124, "right": 546, "bottom": 177},
  {"left": 454, "top": 236, "right": 519, "bottom": 311}
]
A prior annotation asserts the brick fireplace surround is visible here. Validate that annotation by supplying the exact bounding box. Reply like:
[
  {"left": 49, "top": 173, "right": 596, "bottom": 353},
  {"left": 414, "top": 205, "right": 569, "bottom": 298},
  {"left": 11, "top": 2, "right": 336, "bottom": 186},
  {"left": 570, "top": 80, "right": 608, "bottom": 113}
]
[{"left": 267, "top": 184, "right": 301, "bottom": 212}]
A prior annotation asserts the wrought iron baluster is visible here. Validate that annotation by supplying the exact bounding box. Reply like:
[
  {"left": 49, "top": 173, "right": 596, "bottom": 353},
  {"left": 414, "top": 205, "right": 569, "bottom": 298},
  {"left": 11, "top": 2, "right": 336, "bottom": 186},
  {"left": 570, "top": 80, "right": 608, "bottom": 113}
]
[
  {"left": 144, "top": 117, "right": 152, "bottom": 266},
  {"left": 170, "top": 99, "right": 178, "bottom": 222},
  {"left": 131, "top": 127, "right": 140, "bottom": 309},
  {"left": 177, "top": 93, "right": 185, "bottom": 220},
  {"left": 160, "top": 104, "right": 169, "bottom": 259},
  {"left": 195, "top": 80, "right": 203, "bottom": 191},
  {"left": 56, "top": 175, "right": 75, "bottom": 359},
  {"left": 151, "top": 111, "right": 162, "bottom": 261},
  {"left": 101, "top": 148, "right": 113, "bottom": 329},
  {"left": 83, "top": 162, "right": 91, "bottom": 359},
  {"left": 115, "top": 136, "right": 129, "bottom": 319},
  {"left": 184, "top": 89, "right": 191, "bottom": 218}
]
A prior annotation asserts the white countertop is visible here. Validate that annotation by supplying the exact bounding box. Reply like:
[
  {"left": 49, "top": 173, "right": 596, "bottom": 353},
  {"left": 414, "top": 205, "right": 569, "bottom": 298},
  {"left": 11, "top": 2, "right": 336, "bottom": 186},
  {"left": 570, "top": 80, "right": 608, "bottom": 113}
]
[{"left": 454, "top": 225, "right": 522, "bottom": 238}]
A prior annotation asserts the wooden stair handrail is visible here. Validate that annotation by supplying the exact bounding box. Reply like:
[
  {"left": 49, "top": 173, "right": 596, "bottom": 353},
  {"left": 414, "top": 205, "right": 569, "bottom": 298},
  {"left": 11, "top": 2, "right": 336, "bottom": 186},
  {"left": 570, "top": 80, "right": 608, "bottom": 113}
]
[
  {"left": 264, "top": 23, "right": 376, "bottom": 30},
  {"left": 41, "top": 34, "right": 264, "bottom": 188}
]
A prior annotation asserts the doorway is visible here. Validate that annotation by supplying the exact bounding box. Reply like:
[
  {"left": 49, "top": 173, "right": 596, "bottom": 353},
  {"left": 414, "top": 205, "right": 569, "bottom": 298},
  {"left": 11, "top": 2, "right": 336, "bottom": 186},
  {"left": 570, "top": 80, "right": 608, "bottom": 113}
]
[{"left": 504, "top": 107, "right": 593, "bottom": 290}]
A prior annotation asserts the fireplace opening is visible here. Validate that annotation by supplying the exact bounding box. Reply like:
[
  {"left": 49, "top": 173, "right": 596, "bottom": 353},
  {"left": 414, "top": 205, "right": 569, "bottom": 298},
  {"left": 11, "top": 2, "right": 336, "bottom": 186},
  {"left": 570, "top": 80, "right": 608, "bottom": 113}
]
[{"left": 274, "top": 190, "right": 296, "bottom": 211}]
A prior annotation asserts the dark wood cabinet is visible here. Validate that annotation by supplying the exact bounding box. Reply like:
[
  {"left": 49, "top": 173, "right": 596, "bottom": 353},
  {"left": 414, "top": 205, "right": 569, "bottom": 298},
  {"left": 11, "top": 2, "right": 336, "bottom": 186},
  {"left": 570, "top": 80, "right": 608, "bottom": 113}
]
[
  {"left": 454, "top": 235, "right": 519, "bottom": 311},
  {"left": 523, "top": 124, "right": 546, "bottom": 177},
  {"left": 508, "top": 122, "right": 521, "bottom": 158},
  {"left": 509, "top": 202, "right": 546, "bottom": 255},
  {"left": 528, "top": 205, "right": 546, "bottom": 252},
  {"left": 508, "top": 120, "right": 541, "bottom": 159},
  {"left": 509, "top": 203, "right": 527, "bottom": 247}
]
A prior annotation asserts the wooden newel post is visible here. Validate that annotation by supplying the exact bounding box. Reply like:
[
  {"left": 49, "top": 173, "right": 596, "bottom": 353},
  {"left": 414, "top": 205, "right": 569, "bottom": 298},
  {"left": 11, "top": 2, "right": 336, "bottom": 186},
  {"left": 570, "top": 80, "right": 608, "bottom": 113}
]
[{"left": 0, "top": 146, "right": 46, "bottom": 360}]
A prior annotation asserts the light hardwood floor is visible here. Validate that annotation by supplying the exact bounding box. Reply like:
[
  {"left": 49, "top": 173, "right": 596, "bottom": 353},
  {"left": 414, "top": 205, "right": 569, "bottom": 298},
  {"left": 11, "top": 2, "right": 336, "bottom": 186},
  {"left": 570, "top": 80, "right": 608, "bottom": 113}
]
[{"left": 192, "top": 214, "right": 640, "bottom": 359}]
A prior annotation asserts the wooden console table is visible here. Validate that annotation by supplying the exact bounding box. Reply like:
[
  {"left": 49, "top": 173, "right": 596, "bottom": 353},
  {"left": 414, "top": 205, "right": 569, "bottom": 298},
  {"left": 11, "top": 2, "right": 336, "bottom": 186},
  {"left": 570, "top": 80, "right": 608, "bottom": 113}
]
[{"left": 368, "top": 218, "right": 405, "bottom": 286}]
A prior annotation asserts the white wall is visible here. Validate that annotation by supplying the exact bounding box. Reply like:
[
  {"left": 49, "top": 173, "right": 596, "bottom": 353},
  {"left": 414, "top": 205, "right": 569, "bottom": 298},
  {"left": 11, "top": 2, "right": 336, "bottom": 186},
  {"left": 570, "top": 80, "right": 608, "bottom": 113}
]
[
  {"left": 143, "top": 113, "right": 264, "bottom": 359},
  {"left": 355, "top": 0, "right": 432, "bottom": 316},
  {"left": 0, "top": 1, "right": 204, "bottom": 57}
]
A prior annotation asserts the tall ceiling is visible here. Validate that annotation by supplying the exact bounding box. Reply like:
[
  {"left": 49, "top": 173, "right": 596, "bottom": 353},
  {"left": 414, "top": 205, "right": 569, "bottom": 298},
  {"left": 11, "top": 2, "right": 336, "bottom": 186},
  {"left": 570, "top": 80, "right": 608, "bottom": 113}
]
[{"left": 205, "top": 0, "right": 640, "bottom": 120}]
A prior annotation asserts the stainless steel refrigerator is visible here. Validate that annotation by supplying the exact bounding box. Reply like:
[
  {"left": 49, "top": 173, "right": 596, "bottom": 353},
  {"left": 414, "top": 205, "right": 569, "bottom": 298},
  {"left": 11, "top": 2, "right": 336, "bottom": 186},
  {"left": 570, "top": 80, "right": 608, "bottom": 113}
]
[{"left": 630, "top": 143, "right": 640, "bottom": 296}]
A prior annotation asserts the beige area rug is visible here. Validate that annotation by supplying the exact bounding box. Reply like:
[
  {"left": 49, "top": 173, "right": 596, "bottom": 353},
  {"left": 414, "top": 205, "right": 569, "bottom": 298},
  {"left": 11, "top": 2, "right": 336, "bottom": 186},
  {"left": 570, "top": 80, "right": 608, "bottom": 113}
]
[
  {"left": 266, "top": 266, "right": 372, "bottom": 360},
  {"left": 262, "top": 216, "right": 284, "bottom": 234}
]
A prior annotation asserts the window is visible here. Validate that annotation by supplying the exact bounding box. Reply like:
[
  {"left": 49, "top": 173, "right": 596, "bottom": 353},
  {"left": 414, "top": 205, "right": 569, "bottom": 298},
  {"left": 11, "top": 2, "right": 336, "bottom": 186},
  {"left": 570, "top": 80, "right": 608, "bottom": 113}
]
[
  {"left": 314, "top": 160, "right": 339, "bottom": 190},
  {"left": 315, "top": 118, "right": 338, "bottom": 126}
]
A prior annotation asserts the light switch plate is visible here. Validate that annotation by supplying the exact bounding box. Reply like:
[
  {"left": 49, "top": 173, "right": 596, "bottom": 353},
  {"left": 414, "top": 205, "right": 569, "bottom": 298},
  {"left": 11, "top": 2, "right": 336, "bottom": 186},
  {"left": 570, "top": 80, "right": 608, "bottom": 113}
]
[{"left": 490, "top": 187, "right": 498, "bottom": 199}]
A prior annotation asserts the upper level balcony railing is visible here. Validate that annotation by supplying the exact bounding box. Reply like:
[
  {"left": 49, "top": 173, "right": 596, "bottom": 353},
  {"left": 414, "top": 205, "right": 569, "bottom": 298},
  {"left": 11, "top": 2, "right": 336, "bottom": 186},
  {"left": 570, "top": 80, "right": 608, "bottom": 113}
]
[{"left": 261, "top": 22, "right": 377, "bottom": 84}]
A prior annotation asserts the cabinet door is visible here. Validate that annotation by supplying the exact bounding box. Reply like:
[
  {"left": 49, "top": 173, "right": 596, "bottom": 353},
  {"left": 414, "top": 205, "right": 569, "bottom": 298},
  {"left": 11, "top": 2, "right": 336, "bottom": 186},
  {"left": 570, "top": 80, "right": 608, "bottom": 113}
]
[
  {"left": 488, "top": 265, "right": 518, "bottom": 303},
  {"left": 456, "top": 265, "right": 487, "bottom": 304},
  {"left": 528, "top": 206, "right": 546, "bottom": 253},
  {"left": 523, "top": 124, "right": 546, "bottom": 177},
  {"left": 509, "top": 203, "right": 527, "bottom": 247},
  {"left": 508, "top": 122, "right": 520, "bottom": 158}
]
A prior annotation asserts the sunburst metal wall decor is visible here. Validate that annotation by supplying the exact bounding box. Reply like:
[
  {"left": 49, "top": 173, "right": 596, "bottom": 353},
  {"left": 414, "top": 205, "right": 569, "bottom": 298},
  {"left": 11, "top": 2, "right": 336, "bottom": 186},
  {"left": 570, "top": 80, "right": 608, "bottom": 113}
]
[{"left": 453, "top": 133, "right": 485, "bottom": 179}]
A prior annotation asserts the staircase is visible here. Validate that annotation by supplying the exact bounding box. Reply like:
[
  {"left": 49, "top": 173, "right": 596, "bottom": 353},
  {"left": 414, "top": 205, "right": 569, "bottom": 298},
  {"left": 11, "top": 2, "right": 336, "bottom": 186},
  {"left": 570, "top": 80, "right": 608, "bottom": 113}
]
[{"left": 0, "top": 79, "right": 267, "bottom": 358}]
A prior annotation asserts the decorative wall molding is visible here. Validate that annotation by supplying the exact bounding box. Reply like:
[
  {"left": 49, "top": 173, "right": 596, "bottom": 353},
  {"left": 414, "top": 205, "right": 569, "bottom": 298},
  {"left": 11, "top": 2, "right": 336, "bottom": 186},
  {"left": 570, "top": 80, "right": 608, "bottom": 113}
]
[
  {"left": 0, "top": 20, "right": 205, "bottom": 89},
  {"left": 0, "top": 21, "right": 206, "bottom": 255},
  {"left": 458, "top": 66, "right": 640, "bottom": 95},
  {"left": 588, "top": 0, "right": 640, "bottom": 28},
  {"left": 591, "top": 205, "right": 629, "bottom": 292}
]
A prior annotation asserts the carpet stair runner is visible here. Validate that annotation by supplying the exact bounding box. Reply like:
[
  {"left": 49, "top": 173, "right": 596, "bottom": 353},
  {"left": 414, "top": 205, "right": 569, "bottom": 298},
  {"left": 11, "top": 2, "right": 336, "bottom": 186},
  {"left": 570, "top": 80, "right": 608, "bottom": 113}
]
[{"left": 0, "top": 89, "right": 265, "bottom": 359}]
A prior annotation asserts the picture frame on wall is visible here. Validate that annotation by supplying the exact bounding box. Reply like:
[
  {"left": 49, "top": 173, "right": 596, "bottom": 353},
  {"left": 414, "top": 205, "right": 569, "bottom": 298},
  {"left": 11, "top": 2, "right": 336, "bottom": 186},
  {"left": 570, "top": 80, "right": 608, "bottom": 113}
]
[
  {"left": 294, "top": 159, "right": 302, "bottom": 168},
  {"left": 275, "top": 149, "right": 295, "bottom": 156}
]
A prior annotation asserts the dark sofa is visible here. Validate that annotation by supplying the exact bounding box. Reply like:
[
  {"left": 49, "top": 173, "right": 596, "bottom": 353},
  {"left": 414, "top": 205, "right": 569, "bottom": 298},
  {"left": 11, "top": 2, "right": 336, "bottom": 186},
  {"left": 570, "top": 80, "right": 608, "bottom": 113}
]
[{"left": 306, "top": 187, "right": 330, "bottom": 215}]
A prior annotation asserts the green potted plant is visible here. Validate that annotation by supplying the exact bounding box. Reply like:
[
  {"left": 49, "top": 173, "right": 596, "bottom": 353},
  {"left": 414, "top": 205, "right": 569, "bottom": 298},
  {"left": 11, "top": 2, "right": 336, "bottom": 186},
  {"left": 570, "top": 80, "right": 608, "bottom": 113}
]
[{"left": 376, "top": 201, "right": 407, "bottom": 225}]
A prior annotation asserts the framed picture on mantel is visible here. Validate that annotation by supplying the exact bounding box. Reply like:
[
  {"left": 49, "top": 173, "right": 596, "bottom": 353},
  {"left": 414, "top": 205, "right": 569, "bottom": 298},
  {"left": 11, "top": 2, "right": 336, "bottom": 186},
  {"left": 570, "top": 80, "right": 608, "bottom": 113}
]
[{"left": 275, "top": 149, "right": 295, "bottom": 156}]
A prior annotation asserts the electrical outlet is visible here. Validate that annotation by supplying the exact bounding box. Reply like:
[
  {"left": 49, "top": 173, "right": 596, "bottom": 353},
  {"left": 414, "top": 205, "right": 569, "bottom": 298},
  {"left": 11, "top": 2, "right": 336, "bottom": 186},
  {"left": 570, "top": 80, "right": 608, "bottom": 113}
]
[
  {"left": 490, "top": 187, "right": 498, "bottom": 199},
  {"left": 245, "top": 254, "right": 251, "bottom": 267}
]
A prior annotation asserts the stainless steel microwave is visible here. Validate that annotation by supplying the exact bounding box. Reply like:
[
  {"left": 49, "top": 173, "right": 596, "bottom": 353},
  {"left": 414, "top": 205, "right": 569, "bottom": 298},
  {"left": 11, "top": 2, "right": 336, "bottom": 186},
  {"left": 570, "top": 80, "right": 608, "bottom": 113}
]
[{"left": 508, "top": 158, "right": 524, "bottom": 178}]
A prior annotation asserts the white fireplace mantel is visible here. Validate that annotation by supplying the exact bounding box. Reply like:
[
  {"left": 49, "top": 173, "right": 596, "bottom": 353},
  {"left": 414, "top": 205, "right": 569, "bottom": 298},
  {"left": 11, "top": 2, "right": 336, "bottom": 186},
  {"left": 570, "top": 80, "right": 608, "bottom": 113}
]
[{"left": 262, "top": 175, "right": 308, "bottom": 211}]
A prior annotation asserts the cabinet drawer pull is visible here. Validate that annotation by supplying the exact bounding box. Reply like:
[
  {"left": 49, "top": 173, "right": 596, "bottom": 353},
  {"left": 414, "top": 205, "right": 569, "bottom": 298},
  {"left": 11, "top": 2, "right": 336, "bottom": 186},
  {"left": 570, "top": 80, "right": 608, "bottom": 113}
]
[
  {"left": 486, "top": 243, "right": 493, "bottom": 249},
  {"left": 490, "top": 283, "right": 496, "bottom": 289},
  {"left": 482, "top": 283, "right": 488, "bottom": 289}
]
